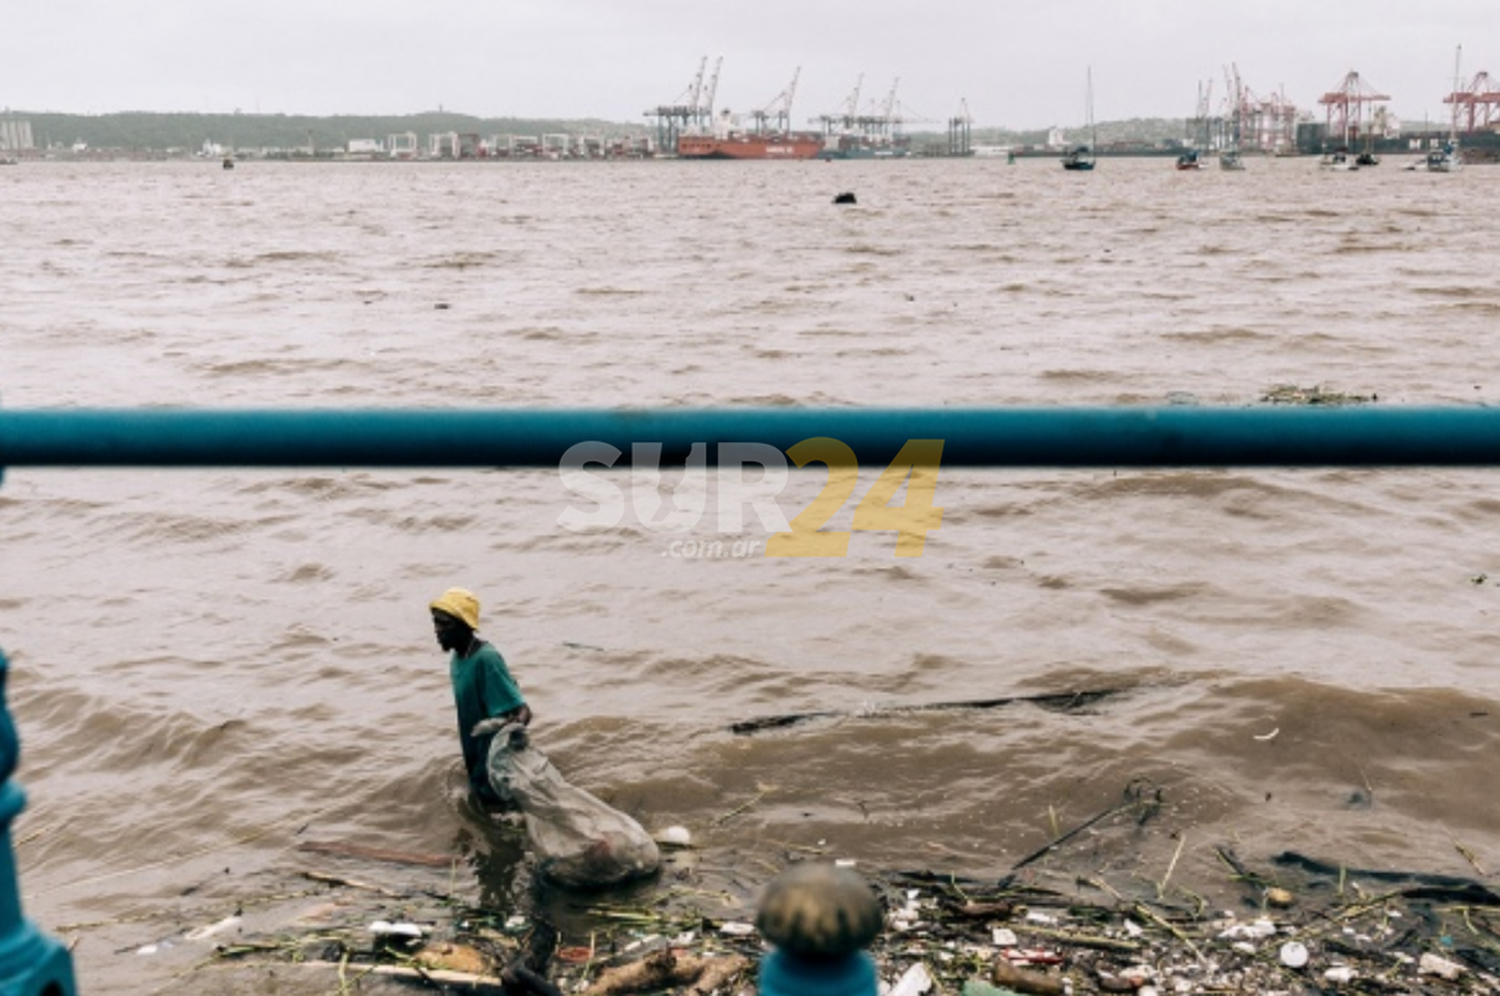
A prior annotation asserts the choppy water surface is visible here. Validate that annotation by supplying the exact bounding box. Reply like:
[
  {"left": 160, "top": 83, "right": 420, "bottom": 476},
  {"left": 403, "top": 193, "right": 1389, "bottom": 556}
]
[{"left": 4, "top": 157, "right": 1500, "bottom": 993}]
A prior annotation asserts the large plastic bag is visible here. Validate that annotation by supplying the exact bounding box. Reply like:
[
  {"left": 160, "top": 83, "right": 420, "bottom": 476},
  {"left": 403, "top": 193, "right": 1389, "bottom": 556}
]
[{"left": 478, "top": 720, "right": 661, "bottom": 889}]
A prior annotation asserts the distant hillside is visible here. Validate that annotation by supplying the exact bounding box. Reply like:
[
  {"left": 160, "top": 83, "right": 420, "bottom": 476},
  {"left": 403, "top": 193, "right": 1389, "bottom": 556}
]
[
  {"left": 11, "top": 109, "right": 1190, "bottom": 152},
  {"left": 12, "top": 110, "right": 650, "bottom": 152}
]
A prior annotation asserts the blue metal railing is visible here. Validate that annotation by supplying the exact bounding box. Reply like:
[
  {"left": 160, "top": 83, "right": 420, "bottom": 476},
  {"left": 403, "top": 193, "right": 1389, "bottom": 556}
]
[
  {"left": 4, "top": 406, "right": 1500, "bottom": 468},
  {"left": 6, "top": 403, "right": 1500, "bottom": 994}
]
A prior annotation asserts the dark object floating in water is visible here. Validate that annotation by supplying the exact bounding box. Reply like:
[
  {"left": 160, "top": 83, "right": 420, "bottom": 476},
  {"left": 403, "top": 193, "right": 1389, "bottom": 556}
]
[
  {"left": 730, "top": 687, "right": 1124, "bottom": 734},
  {"left": 833, "top": 191, "right": 856, "bottom": 204},
  {"left": 222, "top": 158, "right": 234, "bottom": 170}
]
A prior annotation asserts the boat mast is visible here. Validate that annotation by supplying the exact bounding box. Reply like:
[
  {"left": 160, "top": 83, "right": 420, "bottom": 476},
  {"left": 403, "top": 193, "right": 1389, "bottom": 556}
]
[
  {"left": 1087, "top": 67, "right": 1096, "bottom": 149},
  {"left": 1450, "top": 45, "right": 1463, "bottom": 142}
]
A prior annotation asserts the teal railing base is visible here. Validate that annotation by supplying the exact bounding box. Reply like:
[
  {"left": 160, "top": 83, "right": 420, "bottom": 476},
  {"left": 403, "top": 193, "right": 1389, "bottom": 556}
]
[
  {"left": 758, "top": 950, "right": 877, "bottom": 996},
  {"left": 0, "top": 655, "right": 76, "bottom": 996}
]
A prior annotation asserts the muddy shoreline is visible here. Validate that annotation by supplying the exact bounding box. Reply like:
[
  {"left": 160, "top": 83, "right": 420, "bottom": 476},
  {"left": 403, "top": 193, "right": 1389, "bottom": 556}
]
[{"left": 64, "top": 825, "right": 1500, "bottom": 995}]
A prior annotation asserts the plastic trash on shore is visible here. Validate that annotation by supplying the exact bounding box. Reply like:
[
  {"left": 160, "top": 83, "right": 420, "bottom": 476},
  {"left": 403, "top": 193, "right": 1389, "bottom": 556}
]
[{"left": 479, "top": 720, "right": 661, "bottom": 889}]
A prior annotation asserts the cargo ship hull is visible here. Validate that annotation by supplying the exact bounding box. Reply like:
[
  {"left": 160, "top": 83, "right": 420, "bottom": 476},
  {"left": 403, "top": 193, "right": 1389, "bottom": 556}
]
[
  {"left": 677, "top": 133, "right": 824, "bottom": 160},
  {"left": 815, "top": 136, "right": 912, "bottom": 160},
  {"left": 817, "top": 146, "right": 910, "bottom": 160}
]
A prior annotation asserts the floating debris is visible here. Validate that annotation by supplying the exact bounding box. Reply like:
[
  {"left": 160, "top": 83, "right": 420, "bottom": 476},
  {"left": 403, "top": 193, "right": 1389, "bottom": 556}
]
[
  {"left": 1264, "top": 886, "right": 1295, "bottom": 908},
  {"left": 655, "top": 825, "right": 693, "bottom": 849},
  {"left": 1260, "top": 384, "right": 1376, "bottom": 406}
]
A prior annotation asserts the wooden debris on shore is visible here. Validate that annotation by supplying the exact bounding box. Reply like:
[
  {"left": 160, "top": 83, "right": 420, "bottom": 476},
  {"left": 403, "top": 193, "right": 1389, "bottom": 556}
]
[
  {"left": 109, "top": 793, "right": 1500, "bottom": 996},
  {"left": 579, "top": 949, "right": 751, "bottom": 996},
  {"left": 185, "top": 842, "right": 1500, "bottom": 996}
]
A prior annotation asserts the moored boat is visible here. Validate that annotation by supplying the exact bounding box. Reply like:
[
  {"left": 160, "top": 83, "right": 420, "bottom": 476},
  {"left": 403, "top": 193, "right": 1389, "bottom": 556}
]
[
  {"left": 1319, "top": 150, "right": 1359, "bottom": 171},
  {"left": 1407, "top": 141, "right": 1462, "bottom": 172},
  {"left": 1175, "top": 149, "right": 1205, "bottom": 170},
  {"left": 1407, "top": 47, "right": 1467, "bottom": 173},
  {"left": 1060, "top": 146, "right": 1095, "bottom": 171}
]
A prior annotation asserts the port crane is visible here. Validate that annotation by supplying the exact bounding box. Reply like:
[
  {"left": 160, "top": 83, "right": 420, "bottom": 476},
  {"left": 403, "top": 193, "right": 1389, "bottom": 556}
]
[
  {"left": 879, "top": 78, "right": 901, "bottom": 127},
  {"left": 1237, "top": 81, "right": 1298, "bottom": 155},
  {"left": 1317, "top": 70, "right": 1389, "bottom": 149},
  {"left": 1445, "top": 68, "right": 1500, "bottom": 133},
  {"left": 813, "top": 74, "right": 865, "bottom": 136},
  {"left": 748, "top": 67, "right": 801, "bottom": 135},
  {"left": 645, "top": 56, "right": 721, "bottom": 152},
  {"left": 947, "top": 98, "right": 972, "bottom": 156},
  {"left": 702, "top": 58, "right": 722, "bottom": 123},
  {"left": 812, "top": 75, "right": 907, "bottom": 144}
]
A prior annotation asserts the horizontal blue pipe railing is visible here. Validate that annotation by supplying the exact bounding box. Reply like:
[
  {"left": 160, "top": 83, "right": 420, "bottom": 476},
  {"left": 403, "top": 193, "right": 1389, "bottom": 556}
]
[{"left": 4, "top": 406, "right": 1500, "bottom": 469}]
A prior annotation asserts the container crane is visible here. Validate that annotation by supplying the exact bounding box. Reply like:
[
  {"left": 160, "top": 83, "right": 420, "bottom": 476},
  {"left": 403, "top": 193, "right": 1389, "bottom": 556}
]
[
  {"left": 880, "top": 78, "right": 901, "bottom": 124},
  {"left": 1317, "top": 70, "right": 1389, "bottom": 149},
  {"left": 813, "top": 74, "right": 866, "bottom": 136},
  {"left": 749, "top": 67, "right": 801, "bottom": 135},
  {"left": 644, "top": 56, "right": 721, "bottom": 155},
  {"left": 701, "top": 57, "right": 722, "bottom": 124},
  {"left": 1445, "top": 69, "right": 1500, "bottom": 133},
  {"left": 947, "top": 98, "right": 972, "bottom": 156}
]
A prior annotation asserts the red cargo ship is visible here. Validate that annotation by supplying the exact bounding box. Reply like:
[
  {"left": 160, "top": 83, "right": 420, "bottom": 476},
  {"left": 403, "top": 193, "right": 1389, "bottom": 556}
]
[{"left": 677, "top": 131, "right": 824, "bottom": 160}]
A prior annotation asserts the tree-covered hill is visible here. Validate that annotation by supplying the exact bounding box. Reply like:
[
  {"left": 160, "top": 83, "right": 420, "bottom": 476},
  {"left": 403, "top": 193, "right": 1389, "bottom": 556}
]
[{"left": 10, "top": 110, "right": 650, "bottom": 152}]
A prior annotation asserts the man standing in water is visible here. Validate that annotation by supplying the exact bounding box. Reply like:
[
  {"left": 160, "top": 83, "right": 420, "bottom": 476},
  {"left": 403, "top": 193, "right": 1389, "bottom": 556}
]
[{"left": 431, "top": 587, "right": 532, "bottom": 803}]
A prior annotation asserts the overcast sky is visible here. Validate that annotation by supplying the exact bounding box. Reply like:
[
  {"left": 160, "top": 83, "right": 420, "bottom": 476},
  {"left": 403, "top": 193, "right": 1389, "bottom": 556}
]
[{"left": 1, "top": 1, "right": 1490, "bottom": 130}]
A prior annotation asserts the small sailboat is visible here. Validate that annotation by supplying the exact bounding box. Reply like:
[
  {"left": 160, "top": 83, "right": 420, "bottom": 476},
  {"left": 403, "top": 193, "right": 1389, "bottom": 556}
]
[
  {"left": 1431, "top": 46, "right": 1465, "bottom": 172},
  {"left": 1356, "top": 119, "right": 1381, "bottom": 166},
  {"left": 1179, "top": 80, "right": 1211, "bottom": 170},
  {"left": 1219, "top": 68, "right": 1246, "bottom": 170},
  {"left": 1062, "top": 68, "right": 1097, "bottom": 171},
  {"left": 1405, "top": 48, "right": 1464, "bottom": 173}
]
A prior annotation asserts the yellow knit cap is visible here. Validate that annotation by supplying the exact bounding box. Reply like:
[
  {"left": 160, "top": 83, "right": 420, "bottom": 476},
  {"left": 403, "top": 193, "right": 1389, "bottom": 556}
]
[{"left": 430, "top": 587, "right": 480, "bottom": 630}]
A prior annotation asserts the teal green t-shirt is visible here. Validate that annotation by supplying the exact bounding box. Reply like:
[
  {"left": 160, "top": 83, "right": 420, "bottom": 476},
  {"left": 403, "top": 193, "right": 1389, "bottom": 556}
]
[{"left": 449, "top": 641, "right": 526, "bottom": 790}]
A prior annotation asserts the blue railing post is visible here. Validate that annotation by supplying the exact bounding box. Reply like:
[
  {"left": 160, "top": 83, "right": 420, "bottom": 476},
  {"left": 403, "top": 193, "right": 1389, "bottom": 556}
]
[
  {"left": 0, "top": 652, "right": 76, "bottom": 996},
  {"left": 756, "top": 864, "right": 881, "bottom": 996}
]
